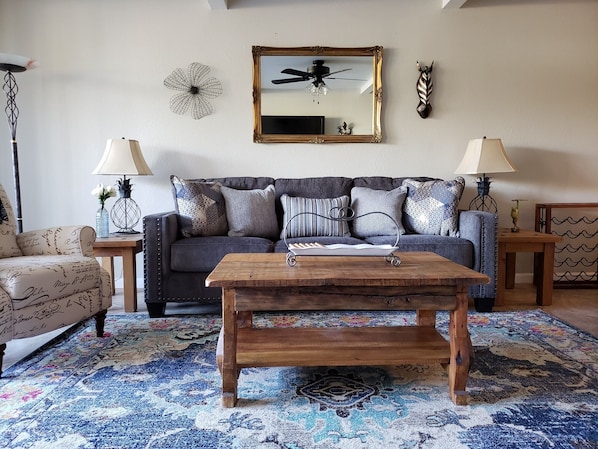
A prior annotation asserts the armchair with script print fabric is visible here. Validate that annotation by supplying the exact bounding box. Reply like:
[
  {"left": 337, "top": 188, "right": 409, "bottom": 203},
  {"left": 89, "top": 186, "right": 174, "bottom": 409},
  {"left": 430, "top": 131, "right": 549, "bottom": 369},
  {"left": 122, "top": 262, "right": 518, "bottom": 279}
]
[{"left": 0, "top": 183, "right": 112, "bottom": 376}]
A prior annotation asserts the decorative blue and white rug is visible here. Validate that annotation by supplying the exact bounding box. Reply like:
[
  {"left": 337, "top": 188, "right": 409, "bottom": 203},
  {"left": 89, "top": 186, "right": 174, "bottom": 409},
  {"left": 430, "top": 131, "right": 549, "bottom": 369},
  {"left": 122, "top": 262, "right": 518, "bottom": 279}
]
[{"left": 1, "top": 310, "right": 596, "bottom": 449}]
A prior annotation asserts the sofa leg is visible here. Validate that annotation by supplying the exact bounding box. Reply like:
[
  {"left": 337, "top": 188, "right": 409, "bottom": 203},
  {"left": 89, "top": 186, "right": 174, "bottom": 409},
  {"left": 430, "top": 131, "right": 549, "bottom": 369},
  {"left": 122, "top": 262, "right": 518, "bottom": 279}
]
[
  {"left": 147, "top": 303, "right": 166, "bottom": 318},
  {"left": 0, "top": 343, "right": 5, "bottom": 378},
  {"left": 474, "top": 297, "right": 495, "bottom": 313},
  {"left": 95, "top": 309, "right": 108, "bottom": 337}
]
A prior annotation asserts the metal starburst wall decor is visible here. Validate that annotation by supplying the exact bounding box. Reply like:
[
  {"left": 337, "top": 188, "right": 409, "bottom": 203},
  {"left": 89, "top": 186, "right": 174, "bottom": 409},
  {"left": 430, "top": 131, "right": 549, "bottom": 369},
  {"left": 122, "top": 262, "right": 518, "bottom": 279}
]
[{"left": 164, "top": 62, "right": 222, "bottom": 120}]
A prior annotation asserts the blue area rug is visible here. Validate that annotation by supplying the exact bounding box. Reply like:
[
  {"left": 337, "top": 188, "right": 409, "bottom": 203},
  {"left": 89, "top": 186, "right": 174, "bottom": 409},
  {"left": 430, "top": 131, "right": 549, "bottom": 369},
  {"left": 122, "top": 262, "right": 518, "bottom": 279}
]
[{"left": 1, "top": 310, "right": 596, "bottom": 449}]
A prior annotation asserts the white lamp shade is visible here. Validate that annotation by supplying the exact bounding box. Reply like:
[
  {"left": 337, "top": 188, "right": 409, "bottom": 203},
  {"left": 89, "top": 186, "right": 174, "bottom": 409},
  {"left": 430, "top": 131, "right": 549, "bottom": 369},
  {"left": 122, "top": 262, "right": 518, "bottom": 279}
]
[
  {"left": 92, "top": 138, "right": 153, "bottom": 176},
  {"left": 455, "top": 137, "right": 517, "bottom": 175}
]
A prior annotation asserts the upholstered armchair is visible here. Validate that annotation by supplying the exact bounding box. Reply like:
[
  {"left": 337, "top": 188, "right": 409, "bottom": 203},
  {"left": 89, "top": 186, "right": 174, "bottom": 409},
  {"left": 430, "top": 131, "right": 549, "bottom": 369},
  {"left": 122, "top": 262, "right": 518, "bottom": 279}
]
[{"left": 0, "top": 184, "right": 112, "bottom": 376}]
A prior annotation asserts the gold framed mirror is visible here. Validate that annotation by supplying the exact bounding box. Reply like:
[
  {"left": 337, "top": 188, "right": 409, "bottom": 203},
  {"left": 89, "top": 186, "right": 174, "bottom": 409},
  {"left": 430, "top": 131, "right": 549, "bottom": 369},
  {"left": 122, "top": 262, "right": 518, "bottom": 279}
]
[{"left": 253, "top": 46, "right": 383, "bottom": 143}]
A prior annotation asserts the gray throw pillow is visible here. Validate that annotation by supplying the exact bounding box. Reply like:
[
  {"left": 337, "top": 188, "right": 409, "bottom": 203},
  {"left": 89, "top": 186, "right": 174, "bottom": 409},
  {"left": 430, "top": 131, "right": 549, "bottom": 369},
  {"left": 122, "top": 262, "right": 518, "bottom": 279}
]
[
  {"left": 221, "top": 185, "right": 278, "bottom": 239},
  {"left": 402, "top": 177, "right": 465, "bottom": 237},
  {"left": 350, "top": 186, "right": 407, "bottom": 238},
  {"left": 170, "top": 175, "right": 228, "bottom": 237},
  {"left": 280, "top": 194, "right": 351, "bottom": 239}
]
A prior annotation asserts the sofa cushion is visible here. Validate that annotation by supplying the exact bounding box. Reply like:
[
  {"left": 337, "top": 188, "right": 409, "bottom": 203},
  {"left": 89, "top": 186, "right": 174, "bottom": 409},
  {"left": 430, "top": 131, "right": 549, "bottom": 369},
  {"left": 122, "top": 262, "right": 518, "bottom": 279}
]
[
  {"left": 221, "top": 185, "right": 279, "bottom": 239},
  {"left": 280, "top": 194, "right": 351, "bottom": 239},
  {"left": 350, "top": 186, "right": 407, "bottom": 238},
  {"left": 0, "top": 255, "right": 100, "bottom": 308},
  {"left": 170, "top": 176, "right": 228, "bottom": 237},
  {"left": 365, "top": 234, "right": 474, "bottom": 268},
  {"left": 171, "top": 236, "right": 274, "bottom": 272},
  {"left": 402, "top": 177, "right": 465, "bottom": 237},
  {"left": 0, "top": 184, "right": 22, "bottom": 258}
]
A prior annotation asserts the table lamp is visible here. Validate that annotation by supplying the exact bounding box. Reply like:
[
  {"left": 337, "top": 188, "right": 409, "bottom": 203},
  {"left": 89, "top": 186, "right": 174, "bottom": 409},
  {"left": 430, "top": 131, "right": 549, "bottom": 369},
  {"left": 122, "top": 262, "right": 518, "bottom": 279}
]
[
  {"left": 454, "top": 137, "right": 517, "bottom": 213},
  {"left": 92, "top": 138, "right": 153, "bottom": 233}
]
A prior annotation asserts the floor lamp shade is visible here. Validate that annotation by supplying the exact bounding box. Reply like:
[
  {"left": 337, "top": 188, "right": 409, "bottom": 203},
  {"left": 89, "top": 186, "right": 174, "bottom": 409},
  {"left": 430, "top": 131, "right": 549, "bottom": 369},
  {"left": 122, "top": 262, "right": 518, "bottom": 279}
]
[
  {"left": 455, "top": 137, "right": 517, "bottom": 213},
  {"left": 92, "top": 138, "right": 153, "bottom": 233}
]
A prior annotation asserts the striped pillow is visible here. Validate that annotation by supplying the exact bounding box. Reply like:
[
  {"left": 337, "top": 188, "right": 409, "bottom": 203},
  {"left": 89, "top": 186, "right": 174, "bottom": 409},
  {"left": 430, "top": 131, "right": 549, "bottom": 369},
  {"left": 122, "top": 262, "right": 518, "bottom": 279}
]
[{"left": 281, "top": 194, "right": 351, "bottom": 239}]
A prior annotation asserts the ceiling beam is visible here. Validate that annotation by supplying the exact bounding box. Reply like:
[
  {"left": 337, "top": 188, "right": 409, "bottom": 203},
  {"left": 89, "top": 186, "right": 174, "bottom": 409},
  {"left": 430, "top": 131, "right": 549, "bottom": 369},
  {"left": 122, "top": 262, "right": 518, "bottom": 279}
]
[
  {"left": 208, "top": 0, "right": 228, "bottom": 10},
  {"left": 442, "top": 0, "right": 468, "bottom": 8}
]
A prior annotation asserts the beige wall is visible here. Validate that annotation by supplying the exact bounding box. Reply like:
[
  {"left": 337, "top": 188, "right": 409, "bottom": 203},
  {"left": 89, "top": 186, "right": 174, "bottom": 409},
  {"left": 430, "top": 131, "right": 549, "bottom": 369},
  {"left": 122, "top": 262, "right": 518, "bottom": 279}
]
[{"left": 1, "top": 0, "right": 597, "bottom": 276}]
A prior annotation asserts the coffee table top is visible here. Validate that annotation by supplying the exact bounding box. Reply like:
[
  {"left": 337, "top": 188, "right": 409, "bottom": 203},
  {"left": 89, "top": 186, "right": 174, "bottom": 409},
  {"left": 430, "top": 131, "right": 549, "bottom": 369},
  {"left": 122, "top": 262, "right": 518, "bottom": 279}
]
[{"left": 206, "top": 252, "right": 489, "bottom": 289}]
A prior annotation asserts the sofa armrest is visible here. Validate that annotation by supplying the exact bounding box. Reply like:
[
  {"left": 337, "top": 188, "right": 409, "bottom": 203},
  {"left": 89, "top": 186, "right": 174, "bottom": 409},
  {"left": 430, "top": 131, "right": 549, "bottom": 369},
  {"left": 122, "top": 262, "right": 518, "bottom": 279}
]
[
  {"left": 16, "top": 226, "right": 96, "bottom": 257},
  {"left": 143, "top": 211, "right": 179, "bottom": 306},
  {"left": 458, "top": 210, "right": 497, "bottom": 300}
]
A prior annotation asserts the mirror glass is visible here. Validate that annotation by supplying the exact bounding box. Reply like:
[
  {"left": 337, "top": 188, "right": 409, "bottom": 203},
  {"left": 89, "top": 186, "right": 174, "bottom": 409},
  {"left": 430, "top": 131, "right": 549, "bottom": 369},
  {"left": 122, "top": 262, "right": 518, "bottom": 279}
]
[{"left": 253, "top": 46, "right": 383, "bottom": 143}]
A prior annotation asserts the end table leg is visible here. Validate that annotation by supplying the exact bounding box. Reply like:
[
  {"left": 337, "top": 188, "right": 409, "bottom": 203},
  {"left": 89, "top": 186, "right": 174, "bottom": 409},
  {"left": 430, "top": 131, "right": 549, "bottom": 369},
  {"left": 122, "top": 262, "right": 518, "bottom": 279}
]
[
  {"left": 221, "top": 288, "right": 238, "bottom": 407},
  {"left": 122, "top": 249, "right": 138, "bottom": 312},
  {"left": 448, "top": 288, "right": 472, "bottom": 405}
]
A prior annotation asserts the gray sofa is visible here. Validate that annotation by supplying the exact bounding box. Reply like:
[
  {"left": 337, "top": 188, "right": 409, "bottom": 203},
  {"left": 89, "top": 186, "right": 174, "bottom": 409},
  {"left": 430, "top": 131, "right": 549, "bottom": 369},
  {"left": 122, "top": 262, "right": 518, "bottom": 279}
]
[{"left": 143, "top": 176, "right": 497, "bottom": 317}]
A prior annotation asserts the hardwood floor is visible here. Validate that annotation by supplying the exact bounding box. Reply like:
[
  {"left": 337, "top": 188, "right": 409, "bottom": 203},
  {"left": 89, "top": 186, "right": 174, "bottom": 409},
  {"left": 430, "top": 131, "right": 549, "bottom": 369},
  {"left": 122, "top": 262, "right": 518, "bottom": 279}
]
[
  {"left": 2, "top": 285, "right": 596, "bottom": 374},
  {"left": 494, "top": 284, "right": 597, "bottom": 337}
]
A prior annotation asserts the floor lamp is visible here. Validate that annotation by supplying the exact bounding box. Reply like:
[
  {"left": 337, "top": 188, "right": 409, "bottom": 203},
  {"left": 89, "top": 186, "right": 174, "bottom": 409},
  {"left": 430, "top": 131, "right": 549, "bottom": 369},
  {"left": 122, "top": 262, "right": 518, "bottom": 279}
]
[{"left": 0, "top": 53, "right": 38, "bottom": 233}]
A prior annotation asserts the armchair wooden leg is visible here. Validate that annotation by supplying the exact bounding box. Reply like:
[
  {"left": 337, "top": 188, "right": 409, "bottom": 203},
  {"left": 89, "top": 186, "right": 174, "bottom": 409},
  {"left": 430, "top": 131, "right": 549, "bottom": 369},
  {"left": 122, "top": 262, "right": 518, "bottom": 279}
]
[
  {"left": 0, "top": 343, "right": 6, "bottom": 378},
  {"left": 95, "top": 310, "right": 108, "bottom": 337}
]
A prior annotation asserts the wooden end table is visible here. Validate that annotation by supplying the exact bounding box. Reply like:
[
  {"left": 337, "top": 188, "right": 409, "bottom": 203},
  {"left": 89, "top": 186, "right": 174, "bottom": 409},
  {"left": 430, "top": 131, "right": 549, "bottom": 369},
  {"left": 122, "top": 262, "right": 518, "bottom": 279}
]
[
  {"left": 93, "top": 233, "right": 144, "bottom": 312},
  {"left": 496, "top": 228, "right": 563, "bottom": 307},
  {"left": 205, "top": 252, "right": 489, "bottom": 407}
]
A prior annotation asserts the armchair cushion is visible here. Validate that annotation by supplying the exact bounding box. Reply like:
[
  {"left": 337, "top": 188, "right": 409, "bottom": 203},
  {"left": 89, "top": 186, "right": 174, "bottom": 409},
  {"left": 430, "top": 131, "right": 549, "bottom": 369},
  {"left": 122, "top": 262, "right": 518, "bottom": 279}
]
[
  {"left": 0, "top": 184, "right": 22, "bottom": 258},
  {"left": 0, "top": 255, "right": 101, "bottom": 309}
]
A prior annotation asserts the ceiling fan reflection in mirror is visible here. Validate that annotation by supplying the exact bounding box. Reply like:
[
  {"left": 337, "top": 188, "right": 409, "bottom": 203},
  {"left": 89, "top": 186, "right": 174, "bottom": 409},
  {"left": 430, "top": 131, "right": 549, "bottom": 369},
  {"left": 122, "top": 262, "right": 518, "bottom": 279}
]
[{"left": 271, "top": 60, "right": 364, "bottom": 102}]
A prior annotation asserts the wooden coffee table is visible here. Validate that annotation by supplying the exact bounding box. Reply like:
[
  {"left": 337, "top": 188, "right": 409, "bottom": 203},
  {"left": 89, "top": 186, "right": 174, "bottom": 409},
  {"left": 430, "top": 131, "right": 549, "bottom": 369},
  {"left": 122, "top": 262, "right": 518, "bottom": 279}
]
[{"left": 205, "top": 252, "right": 489, "bottom": 407}]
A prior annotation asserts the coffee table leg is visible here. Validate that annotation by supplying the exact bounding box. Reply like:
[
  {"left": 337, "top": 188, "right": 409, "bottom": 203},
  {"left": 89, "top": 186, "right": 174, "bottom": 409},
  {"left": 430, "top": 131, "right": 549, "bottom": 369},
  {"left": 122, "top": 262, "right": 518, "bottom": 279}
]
[
  {"left": 448, "top": 288, "right": 472, "bottom": 405},
  {"left": 221, "top": 288, "right": 238, "bottom": 407}
]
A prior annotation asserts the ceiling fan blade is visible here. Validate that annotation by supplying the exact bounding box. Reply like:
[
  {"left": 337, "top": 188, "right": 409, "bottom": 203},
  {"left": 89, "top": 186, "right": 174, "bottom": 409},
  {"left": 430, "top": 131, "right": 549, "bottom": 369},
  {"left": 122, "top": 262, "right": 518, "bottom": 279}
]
[
  {"left": 271, "top": 77, "right": 307, "bottom": 84},
  {"left": 281, "top": 68, "right": 311, "bottom": 77},
  {"left": 326, "top": 77, "right": 367, "bottom": 81},
  {"left": 323, "top": 68, "right": 352, "bottom": 78}
]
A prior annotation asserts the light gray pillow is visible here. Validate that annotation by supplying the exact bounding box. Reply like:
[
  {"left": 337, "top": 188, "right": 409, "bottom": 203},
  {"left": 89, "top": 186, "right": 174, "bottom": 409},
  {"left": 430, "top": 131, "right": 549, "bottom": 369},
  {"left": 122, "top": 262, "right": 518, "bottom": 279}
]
[
  {"left": 280, "top": 194, "right": 351, "bottom": 238},
  {"left": 221, "top": 184, "right": 278, "bottom": 239},
  {"left": 402, "top": 177, "right": 465, "bottom": 236},
  {"left": 170, "top": 175, "right": 228, "bottom": 237},
  {"left": 350, "top": 186, "right": 407, "bottom": 238}
]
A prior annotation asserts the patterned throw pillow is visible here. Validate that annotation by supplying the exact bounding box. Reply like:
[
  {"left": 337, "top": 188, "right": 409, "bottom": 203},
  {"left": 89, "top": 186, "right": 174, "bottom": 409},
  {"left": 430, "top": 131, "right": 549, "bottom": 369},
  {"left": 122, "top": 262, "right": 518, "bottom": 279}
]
[
  {"left": 0, "top": 184, "right": 22, "bottom": 258},
  {"left": 402, "top": 177, "right": 465, "bottom": 237},
  {"left": 170, "top": 176, "right": 228, "bottom": 237},
  {"left": 350, "top": 186, "right": 408, "bottom": 238},
  {"left": 280, "top": 194, "right": 351, "bottom": 239},
  {"left": 220, "top": 185, "right": 279, "bottom": 239}
]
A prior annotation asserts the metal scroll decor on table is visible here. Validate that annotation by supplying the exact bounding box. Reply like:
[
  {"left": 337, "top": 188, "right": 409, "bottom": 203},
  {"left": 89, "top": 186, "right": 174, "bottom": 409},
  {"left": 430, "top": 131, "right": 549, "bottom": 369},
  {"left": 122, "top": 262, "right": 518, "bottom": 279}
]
[{"left": 283, "top": 207, "right": 402, "bottom": 267}]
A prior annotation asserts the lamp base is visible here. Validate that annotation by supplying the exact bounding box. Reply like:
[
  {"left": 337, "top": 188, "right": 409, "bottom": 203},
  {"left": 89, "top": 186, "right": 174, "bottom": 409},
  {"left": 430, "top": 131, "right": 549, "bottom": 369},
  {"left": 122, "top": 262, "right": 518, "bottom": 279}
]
[
  {"left": 110, "top": 197, "right": 141, "bottom": 234},
  {"left": 468, "top": 194, "right": 498, "bottom": 214},
  {"left": 468, "top": 176, "right": 498, "bottom": 213}
]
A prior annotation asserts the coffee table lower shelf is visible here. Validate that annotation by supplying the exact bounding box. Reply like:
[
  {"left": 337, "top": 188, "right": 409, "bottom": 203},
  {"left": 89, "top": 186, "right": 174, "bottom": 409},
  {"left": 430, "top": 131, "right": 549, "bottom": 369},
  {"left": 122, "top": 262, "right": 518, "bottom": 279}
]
[{"left": 216, "top": 326, "right": 450, "bottom": 369}]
